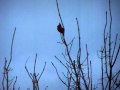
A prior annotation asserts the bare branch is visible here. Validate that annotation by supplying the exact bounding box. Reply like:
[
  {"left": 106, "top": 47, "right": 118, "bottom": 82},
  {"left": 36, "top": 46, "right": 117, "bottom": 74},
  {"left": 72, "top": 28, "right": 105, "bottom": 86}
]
[
  {"left": 7, "top": 28, "right": 16, "bottom": 69},
  {"left": 111, "top": 34, "right": 118, "bottom": 61},
  {"left": 56, "top": 0, "right": 64, "bottom": 28},
  {"left": 51, "top": 62, "right": 68, "bottom": 87},
  {"left": 34, "top": 53, "right": 37, "bottom": 73},
  {"left": 13, "top": 76, "right": 17, "bottom": 90},
  {"left": 25, "top": 57, "right": 32, "bottom": 80},
  {"left": 38, "top": 62, "right": 46, "bottom": 81},
  {"left": 112, "top": 44, "right": 120, "bottom": 67}
]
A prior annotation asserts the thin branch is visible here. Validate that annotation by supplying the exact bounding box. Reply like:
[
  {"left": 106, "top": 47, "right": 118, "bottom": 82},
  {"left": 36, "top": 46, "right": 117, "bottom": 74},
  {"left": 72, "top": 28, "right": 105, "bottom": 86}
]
[
  {"left": 104, "top": 11, "right": 109, "bottom": 80},
  {"left": 51, "top": 62, "right": 68, "bottom": 87},
  {"left": 7, "top": 28, "right": 16, "bottom": 69},
  {"left": 86, "top": 44, "right": 90, "bottom": 89},
  {"left": 90, "top": 61, "right": 92, "bottom": 90},
  {"left": 13, "top": 76, "right": 17, "bottom": 90},
  {"left": 111, "top": 34, "right": 118, "bottom": 61},
  {"left": 34, "top": 53, "right": 37, "bottom": 73},
  {"left": 38, "top": 62, "right": 46, "bottom": 81},
  {"left": 56, "top": 0, "right": 64, "bottom": 27},
  {"left": 68, "top": 37, "right": 75, "bottom": 53},
  {"left": 25, "top": 57, "right": 32, "bottom": 80},
  {"left": 112, "top": 44, "right": 120, "bottom": 67},
  {"left": 76, "top": 18, "right": 81, "bottom": 70},
  {"left": 100, "top": 48, "right": 104, "bottom": 90}
]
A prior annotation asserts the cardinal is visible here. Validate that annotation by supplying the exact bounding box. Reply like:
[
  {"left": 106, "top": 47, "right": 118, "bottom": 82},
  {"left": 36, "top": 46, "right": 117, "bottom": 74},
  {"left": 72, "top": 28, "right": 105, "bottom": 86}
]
[{"left": 57, "top": 23, "right": 64, "bottom": 36}]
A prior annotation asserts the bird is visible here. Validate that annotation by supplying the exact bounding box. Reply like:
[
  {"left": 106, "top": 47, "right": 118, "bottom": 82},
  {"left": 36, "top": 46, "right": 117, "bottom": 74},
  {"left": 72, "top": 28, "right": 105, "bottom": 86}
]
[{"left": 57, "top": 23, "right": 64, "bottom": 36}]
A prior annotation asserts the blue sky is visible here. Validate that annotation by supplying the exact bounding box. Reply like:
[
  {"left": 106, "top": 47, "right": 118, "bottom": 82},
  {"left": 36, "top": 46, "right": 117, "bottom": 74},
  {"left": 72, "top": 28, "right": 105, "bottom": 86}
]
[{"left": 0, "top": 0, "right": 120, "bottom": 89}]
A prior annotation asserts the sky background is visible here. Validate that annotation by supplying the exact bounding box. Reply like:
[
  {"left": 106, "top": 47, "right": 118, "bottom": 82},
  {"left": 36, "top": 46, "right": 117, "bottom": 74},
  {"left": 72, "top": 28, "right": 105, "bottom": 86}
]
[{"left": 0, "top": 0, "right": 120, "bottom": 89}]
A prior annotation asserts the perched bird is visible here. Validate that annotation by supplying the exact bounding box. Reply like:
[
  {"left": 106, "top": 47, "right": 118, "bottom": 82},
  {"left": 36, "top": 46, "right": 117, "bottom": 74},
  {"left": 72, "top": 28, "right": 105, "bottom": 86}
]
[{"left": 57, "top": 23, "right": 64, "bottom": 36}]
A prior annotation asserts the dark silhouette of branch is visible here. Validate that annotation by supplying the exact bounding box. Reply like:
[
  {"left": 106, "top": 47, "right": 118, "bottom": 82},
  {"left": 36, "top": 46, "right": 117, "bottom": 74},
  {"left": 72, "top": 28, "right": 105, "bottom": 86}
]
[
  {"left": 25, "top": 53, "right": 46, "bottom": 90},
  {"left": 51, "top": 62, "right": 68, "bottom": 87},
  {"left": 112, "top": 44, "right": 120, "bottom": 67},
  {"left": 2, "top": 58, "right": 7, "bottom": 90},
  {"left": 100, "top": 48, "right": 104, "bottom": 90},
  {"left": 99, "top": 0, "right": 120, "bottom": 90},
  {"left": 25, "top": 57, "right": 32, "bottom": 80},
  {"left": 2, "top": 28, "right": 17, "bottom": 90},
  {"left": 56, "top": 0, "right": 64, "bottom": 28},
  {"left": 38, "top": 62, "right": 46, "bottom": 81},
  {"left": 7, "top": 28, "right": 16, "bottom": 69},
  {"left": 53, "top": 1, "right": 93, "bottom": 90},
  {"left": 13, "top": 76, "right": 17, "bottom": 90},
  {"left": 90, "top": 61, "right": 92, "bottom": 90}
]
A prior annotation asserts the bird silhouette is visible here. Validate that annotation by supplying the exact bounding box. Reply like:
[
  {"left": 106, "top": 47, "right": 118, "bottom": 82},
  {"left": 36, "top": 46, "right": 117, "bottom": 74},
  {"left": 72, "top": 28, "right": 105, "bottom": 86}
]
[{"left": 57, "top": 23, "right": 64, "bottom": 36}]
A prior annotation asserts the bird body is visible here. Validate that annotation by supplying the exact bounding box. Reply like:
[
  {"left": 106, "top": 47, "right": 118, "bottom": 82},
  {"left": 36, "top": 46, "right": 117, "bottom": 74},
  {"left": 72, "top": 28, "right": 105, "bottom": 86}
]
[{"left": 57, "top": 23, "right": 64, "bottom": 36}]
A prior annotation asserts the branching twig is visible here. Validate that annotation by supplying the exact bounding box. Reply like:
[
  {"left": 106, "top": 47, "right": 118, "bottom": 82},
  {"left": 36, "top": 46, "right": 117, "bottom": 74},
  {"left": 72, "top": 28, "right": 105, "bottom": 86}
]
[{"left": 25, "top": 53, "right": 46, "bottom": 90}]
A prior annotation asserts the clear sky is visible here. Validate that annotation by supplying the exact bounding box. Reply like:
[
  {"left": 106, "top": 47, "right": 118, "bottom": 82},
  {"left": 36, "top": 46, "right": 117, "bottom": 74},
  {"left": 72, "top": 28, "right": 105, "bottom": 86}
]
[{"left": 0, "top": 0, "right": 120, "bottom": 89}]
